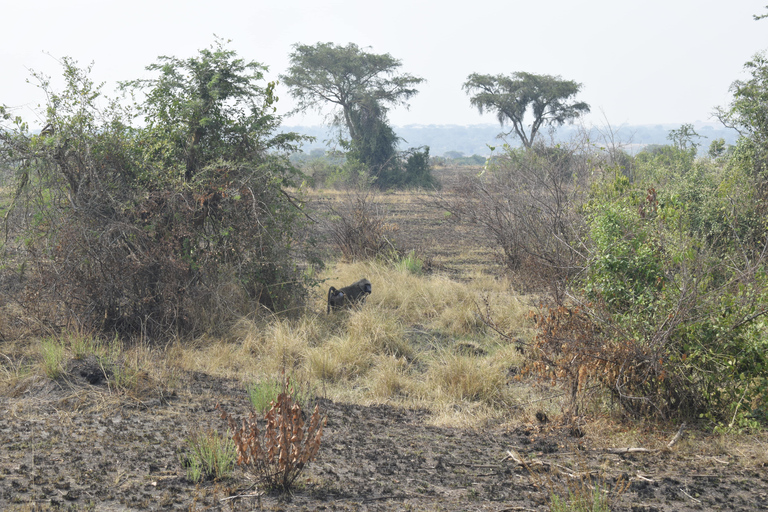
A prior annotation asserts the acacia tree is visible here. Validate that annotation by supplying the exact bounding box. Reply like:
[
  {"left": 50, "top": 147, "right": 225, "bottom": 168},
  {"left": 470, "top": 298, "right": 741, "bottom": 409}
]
[
  {"left": 281, "top": 42, "right": 432, "bottom": 188},
  {"left": 463, "top": 72, "right": 590, "bottom": 149}
]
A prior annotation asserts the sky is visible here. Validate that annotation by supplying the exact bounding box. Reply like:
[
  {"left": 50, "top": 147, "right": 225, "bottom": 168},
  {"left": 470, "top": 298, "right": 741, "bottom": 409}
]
[{"left": 2, "top": 1, "right": 767, "bottom": 131}]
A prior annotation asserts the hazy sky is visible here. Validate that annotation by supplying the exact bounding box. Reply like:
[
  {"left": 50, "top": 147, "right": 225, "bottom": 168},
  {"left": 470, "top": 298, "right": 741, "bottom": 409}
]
[{"left": 2, "top": 1, "right": 767, "bottom": 130}]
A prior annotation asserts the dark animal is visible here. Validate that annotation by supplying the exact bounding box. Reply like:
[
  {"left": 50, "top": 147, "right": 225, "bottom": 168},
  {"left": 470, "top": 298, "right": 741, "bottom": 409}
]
[{"left": 327, "top": 278, "right": 372, "bottom": 313}]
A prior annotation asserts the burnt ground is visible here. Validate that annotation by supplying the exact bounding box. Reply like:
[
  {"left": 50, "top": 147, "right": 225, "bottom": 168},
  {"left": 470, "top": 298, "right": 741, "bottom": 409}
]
[{"left": 1, "top": 365, "right": 767, "bottom": 511}]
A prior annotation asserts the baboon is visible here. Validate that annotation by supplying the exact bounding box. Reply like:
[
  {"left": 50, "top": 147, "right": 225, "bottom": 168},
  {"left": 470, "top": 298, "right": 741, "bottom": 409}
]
[{"left": 327, "top": 278, "right": 372, "bottom": 313}]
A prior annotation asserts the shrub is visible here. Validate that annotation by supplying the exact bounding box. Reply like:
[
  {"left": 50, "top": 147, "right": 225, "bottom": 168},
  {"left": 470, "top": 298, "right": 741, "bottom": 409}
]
[
  {"left": 437, "top": 142, "right": 590, "bottom": 296},
  {"left": 325, "top": 189, "right": 397, "bottom": 261},
  {"left": 0, "top": 43, "right": 317, "bottom": 339},
  {"left": 218, "top": 384, "right": 326, "bottom": 491},
  {"left": 530, "top": 167, "right": 768, "bottom": 426}
]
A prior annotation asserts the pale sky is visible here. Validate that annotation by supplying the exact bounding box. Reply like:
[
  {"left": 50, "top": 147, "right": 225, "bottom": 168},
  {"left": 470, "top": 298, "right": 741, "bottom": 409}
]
[{"left": 2, "top": 1, "right": 767, "bottom": 130}]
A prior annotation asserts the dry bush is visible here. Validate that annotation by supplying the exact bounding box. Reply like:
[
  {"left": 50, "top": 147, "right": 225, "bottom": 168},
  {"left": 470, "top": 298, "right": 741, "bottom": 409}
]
[
  {"left": 325, "top": 189, "right": 398, "bottom": 260},
  {"left": 218, "top": 384, "right": 326, "bottom": 491},
  {"left": 436, "top": 142, "right": 592, "bottom": 298},
  {"left": 525, "top": 301, "right": 704, "bottom": 423},
  {"left": 524, "top": 304, "right": 606, "bottom": 419}
]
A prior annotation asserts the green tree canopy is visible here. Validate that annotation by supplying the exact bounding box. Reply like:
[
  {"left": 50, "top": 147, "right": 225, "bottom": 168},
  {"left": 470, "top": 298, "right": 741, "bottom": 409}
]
[
  {"left": 463, "top": 72, "right": 590, "bottom": 149},
  {"left": 281, "top": 42, "right": 423, "bottom": 141},
  {"left": 281, "top": 42, "right": 433, "bottom": 188},
  {"left": 716, "top": 51, "right": 768, "bottom": 201},
  {"left": 716, "top": 52, "right": 768, "bottom": 142},
  {"left": 121, "top": 38, "right": 295, "bottom": 182}
]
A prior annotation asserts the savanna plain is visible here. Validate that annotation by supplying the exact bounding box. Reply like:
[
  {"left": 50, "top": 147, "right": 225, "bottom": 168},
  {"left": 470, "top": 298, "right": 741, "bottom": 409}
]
[{"left": 1, "top": 167, "right": 767, "bottom": 511}]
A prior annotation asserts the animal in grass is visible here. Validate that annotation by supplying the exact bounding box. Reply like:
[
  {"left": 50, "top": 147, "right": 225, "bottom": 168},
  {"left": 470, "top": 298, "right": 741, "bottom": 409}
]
[{"left": 327, "top": 278, "right": 372, "bottom": 313}]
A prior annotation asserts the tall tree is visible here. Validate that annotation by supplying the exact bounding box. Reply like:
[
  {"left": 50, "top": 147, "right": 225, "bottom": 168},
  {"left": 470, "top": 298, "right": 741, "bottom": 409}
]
[
  {"left": 281, "top": 42, "right": 424, "bottom": 181},
  {"left": 716, "top": 51, "right": 768, "bottom": 207},
  {"left": 463, "top": 72, "right": 590, "bottom": 149}
]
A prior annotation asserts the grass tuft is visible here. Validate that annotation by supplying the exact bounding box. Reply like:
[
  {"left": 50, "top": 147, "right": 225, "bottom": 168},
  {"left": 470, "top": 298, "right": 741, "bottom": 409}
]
[
  {"left": 40, "top": 337, "right": 65, "bottom": 380},
  {"left": 182, "top": 429, "right": 237, "bottom": 483}
]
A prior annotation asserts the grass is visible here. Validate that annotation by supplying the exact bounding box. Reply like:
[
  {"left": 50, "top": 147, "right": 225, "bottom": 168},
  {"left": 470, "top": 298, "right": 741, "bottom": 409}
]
[
  {"left": 4, "top": 248, "right": 540, "bottom": 428},
  {"left": 394, "top": 249, "right": 424, "bottom": 275},
  {"left": 183, "top": 429, "right": 237, "bottom": 483},
  {"left": 244, "top": 260, "right": 533, "bottom": 424},
  {"left": 76, "top": 257, "right": 531, "bottom": 427},
  {"left": 248, "top": 375, "right": 316, "bottom": 413},
  {"left": 248, "top": 379, "right": 284, "bottom": 412},
  {"left": 549, "top": 483, "right": 612, "bottom": 512},
  {"left": 6, "top": 184, "right": 536, "bottom": 426},
  {"left": 39, "top": 337, "right": 65, "bottom": 379}
]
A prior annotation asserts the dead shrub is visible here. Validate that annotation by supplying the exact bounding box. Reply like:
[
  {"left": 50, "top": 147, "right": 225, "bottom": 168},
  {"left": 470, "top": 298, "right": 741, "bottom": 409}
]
[
  {"left": 218, "top": 380, "right": 326, "bottom": 491},
  {"left": 326, "top": 189, "right": 397, "bottom": 260},
  {"left": 525, "top": 300, "right": 719, "bottom": 423},
  {"left": 436, "top": 142, "right": 591, "bottom": 298},
  {"left": 524, "top": 304, "right": 608, "bottom": 420}
]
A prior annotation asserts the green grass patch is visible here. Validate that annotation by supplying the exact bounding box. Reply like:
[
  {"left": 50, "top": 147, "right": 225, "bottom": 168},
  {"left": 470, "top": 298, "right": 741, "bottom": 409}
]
[
  {"left": 182, "top": 429, "right": 237, "bottom": 483},
  {"left": 40, "top": 338, "right": 65, "bottom": 380}
]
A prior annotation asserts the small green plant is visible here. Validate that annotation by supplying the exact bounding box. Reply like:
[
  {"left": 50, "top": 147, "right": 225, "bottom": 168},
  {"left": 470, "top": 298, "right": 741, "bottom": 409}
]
[
  {"left": 68, "top": 333, "right": 98, "bottom": 360},
  {"left": 182, "top": 429, "right": 237, "bottom": 483},
  {"left": 109, "top": 363, "right": 139, "bottom": 390},
  {"left": 40, "top": 338, "right": 65, "bottom": 379},
  {"left": 395, "top": 250, "right": 424, "bottom": 275},
  {"left": 512, "top": 447, "right": 627, "bottom": 512},
  {"left": 549, "top": 481, "right": 611, "bottom": 512},
  {"left": 247, "top": 379, "right": 283, "bottom": 413},
  {"left": 247, "top": 376, "right": 315, "bottom": 413}
]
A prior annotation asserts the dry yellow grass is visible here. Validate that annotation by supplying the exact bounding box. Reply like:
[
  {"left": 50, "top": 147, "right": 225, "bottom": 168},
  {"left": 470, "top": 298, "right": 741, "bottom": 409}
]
[
  {"left": 2, "top": 257, "right": 537, "bottom": 427},
  {"left": 273, "top": 260, "right": 534, "bottom": 424}
]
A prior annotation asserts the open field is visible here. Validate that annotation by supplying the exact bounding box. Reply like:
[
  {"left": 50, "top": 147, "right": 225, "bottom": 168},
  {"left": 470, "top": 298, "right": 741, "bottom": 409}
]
[{"left": 1, "top": 167, "right": 767, "bottom": 511}]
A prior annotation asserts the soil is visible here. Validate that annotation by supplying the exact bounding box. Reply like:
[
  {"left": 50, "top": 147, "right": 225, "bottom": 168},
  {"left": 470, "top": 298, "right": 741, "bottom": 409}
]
[{"left": 1, "top": 365, "right": 767, "bottom": 511}]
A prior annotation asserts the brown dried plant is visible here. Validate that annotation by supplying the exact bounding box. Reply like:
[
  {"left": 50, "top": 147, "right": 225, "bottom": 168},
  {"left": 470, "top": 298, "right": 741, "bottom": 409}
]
[
  {"left": 218, "top": 384, "right": 326, "bottom": 491},
  {"left": 523, "top": 304, "right": 608, "bottom": 420},
  {"left": 326, "top": 189, "right": 398, "bottom": 261}
]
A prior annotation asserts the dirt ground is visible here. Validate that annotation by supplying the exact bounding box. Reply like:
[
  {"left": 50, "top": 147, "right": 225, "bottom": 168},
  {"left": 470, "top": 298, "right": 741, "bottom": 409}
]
[
  {"left": 1, "top": 366, "right": 767, "bottom": 511},
  {"left": 2, "top": 168, "right": 767, "bottom": 510}
]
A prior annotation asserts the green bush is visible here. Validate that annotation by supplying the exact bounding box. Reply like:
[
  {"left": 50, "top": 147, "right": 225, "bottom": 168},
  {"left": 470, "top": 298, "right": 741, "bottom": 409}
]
[{"left": 558, "top": 163, "right": 768, "bottom": 425}]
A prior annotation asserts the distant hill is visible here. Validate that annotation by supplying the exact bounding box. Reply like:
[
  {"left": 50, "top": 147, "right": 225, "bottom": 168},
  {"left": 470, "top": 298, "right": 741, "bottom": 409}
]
[{"left": 284, "top": 122, "right": 740, "bottom": 158}]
